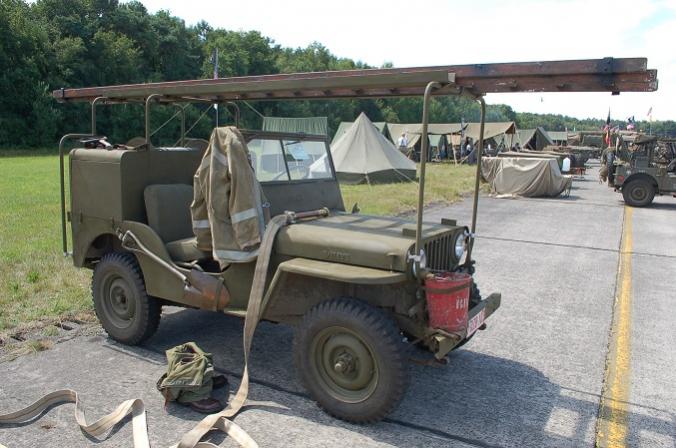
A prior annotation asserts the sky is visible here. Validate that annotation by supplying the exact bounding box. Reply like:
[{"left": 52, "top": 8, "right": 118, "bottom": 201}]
[{"left": 135, "top": 0, "right": 675, "bottom": 121}]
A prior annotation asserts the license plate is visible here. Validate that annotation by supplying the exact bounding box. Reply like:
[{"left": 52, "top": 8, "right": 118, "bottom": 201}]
[{"left": 467, "top": 308, "right": 486, "bottom": 337}]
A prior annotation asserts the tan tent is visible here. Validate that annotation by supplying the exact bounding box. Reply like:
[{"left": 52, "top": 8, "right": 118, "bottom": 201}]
[
  {"left": 481, "top": 157, "right": 572, "bottom": 197},
  {"left": 317, "top": 113, "right": 416, "bottom": 184},
  {"left": 332, "top": 120, "right": 387, "bottom": 145},
  {"left": 463, "top": 122, "right": 516, "bottom": 141}
]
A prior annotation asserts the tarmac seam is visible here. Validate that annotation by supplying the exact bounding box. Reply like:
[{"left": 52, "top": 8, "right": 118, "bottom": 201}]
[
  {"left": 478, "top": 235, "right": 619, "bottom": 254},
  {"left": 595, "top": 206, "right": 633, "bottom": 448},
  {"left": 135, "top": 343, "right": 502, "bottom": 448}
]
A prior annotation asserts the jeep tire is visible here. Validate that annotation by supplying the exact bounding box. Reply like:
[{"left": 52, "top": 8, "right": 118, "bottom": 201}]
[
  {"left": 92, "top": 252, "right": 160, "bottom": 345},
  {"left": 623, "top": 179, "right": 655, "bottom": 207},
  {"left": 294, "top": 298, "right": 408, "bottom": 423}
]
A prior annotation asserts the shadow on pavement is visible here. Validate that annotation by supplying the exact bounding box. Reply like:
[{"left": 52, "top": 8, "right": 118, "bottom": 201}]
[{"left": 100, "top": 308, "right": 674, "bottom": 448}]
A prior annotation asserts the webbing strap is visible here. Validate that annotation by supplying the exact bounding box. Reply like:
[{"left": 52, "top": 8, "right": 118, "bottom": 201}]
[
  {"left": 0, "top": 389, "right": 149, "bottom": 447},
  {"left": 174, "top": 214, "right": 290, "bottom": 448},
  {"left": 0, "top": 214, "right": 291, "bottom": 448}
]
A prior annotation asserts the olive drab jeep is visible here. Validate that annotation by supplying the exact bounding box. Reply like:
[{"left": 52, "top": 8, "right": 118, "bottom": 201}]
[
  {"left": 56, "top": 57, "right": 657, "bottom": 422},
  {"left": 611, "top": 134, "right": 676, "bottom": 207},
  {"left": 63, "top": 128, "right": 498, "bottom": 422}
]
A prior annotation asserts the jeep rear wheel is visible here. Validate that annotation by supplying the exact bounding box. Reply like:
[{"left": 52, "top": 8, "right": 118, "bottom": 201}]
[
  {"left": 92, "top": 252, "right": 160, "bottom": 345},
  {"left": 623, "top": 179, "right": 655, "bottom": 207},
  {"left": 294, "top": 298, "right": 408, "bottom": 423}
]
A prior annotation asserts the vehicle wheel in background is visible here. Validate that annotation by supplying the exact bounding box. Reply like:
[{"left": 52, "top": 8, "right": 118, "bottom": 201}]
[{"left": 623, "top": 179, "right": 655, "bottom": 207}]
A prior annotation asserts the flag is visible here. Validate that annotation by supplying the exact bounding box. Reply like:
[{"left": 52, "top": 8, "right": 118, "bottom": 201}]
[
  {"left": 647, "top": 106, "right": 652, "bottom": 117},
  {"left": 604, "top": 109, "right": 611, "bottom": 146},
  {"left": 627, "top": 116, "right": 635, "bottom": 130}
]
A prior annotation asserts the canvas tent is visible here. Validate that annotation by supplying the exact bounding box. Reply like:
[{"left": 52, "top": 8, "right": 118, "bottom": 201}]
[
  {"left": 332, "top": 120, "right": 387, "bottom": 145},
  {"left": 547, "top": 131, "right": 568, "bottom": 145},
  {"left": 481, "top": 157, "right": 572, "bottom": 197},
  {"left": 262, "top": 116, "right": 328, "bottom": 135},
  {"left": 315, "top": 113, "right": 416, "bottom": 184},
  {"left": 511, "top": 127, "right": 553, "bottom": 150}
]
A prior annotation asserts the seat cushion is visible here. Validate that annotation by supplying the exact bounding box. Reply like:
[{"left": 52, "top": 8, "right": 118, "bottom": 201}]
[
  {"left": 144, "top": 184, "right": 194, "bottom": 243},
  {"left": 166, "top": 237, "right": 210, "bottom": 262}
]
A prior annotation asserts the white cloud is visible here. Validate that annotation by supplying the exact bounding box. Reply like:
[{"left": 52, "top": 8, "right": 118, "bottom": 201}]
[{"left": 133, "top": 0, "right": 675, "bottom": 121}]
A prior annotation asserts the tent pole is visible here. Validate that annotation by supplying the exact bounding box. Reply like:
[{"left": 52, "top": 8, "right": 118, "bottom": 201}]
[
  {"left": 414, "top": 81, "right": 441, "bottom": 275},
  {"left": 466, "top": 97, "right": 486, "bottom": 266}
]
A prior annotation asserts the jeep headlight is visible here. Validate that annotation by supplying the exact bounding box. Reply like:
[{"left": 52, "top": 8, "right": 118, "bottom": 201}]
[
  {"left": 454, "top": 231, "right": 467, "bottom": 260},
  {"left": 418, "top": 249, "right": 427, "bottom": 270},
  {"left": 408, "top": 248, "right": 427, "bottom": 277}
]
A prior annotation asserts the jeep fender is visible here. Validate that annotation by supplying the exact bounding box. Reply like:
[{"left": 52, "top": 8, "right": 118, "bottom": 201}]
[
  {"left": 622, "top": 173, "right": 658, "bottom": 191},
  {"left": 261, "top": 258, "right": 410, "bottom": 322},
  {"left": 117, "top": 221, "right": 186, "bottom": 302}
]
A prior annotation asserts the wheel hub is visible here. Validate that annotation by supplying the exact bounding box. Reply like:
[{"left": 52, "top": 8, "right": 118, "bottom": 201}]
[
  {"left": 333, "top": 352, "right": 355, "bottom": 374},
  {"left": 101, "top": 275, "right": 136, "bottom": 328},
  {"left": 632, "top": 186, "right": 647, "bottom": 200},
  {"left": 312, "top": 327, "right": 378, "bottom": 403}
]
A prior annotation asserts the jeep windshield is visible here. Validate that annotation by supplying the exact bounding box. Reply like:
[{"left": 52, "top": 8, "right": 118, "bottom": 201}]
[{"left": 241, "top": 131, "right": 336, "bottom": 183}]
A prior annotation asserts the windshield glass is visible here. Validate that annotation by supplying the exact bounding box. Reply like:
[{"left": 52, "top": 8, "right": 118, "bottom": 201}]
[{"left": 248, "top": 137, "right": 333, "bottom": 182}]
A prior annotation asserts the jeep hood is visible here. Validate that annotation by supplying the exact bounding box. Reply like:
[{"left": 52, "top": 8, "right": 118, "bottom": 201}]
[{"left": 274, "top": 213, "right": 462, "bottom": 272}]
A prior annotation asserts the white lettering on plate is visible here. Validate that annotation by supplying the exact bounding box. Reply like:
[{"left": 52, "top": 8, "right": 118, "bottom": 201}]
[{"left": 467, "top": 308, "right": 486, "bottom": 337}]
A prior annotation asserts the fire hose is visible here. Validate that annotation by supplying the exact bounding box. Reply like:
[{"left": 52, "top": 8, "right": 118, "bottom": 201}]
[{"left": 0, "top": 208, "right": 330, "bottom": 448}]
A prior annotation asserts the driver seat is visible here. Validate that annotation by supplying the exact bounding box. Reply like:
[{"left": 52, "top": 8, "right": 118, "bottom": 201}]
[{"left": 143, "top": 184, "right": 210, "bottom": 263}]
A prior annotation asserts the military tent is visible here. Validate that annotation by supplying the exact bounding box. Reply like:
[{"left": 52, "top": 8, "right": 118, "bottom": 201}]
[
  {"left": 462, "top": 122, "right": 516, "bottom": 141},
  {"left": 547, "top": 131, "right": 568, "bottom": 145},
  {"left": 315, "top": 113, "right": 416, "bottom": 184},
  {"left": 333, "top": 120, "right": 387, "bottom": 145},
  {"left": 511, "top": 127, "right": 553, "bottom": 150},
  {"left": 262, "top": 116, "right": 328, "bottom": 136}
]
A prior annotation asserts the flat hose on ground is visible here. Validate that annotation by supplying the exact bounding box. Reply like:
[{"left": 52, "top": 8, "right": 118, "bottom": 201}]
[{"left": 0, "top": 211, "right": 326, "bottom": 447}]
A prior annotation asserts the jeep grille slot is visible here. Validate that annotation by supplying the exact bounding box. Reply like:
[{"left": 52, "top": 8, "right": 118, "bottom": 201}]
[{"left": 424, "top": 234, "right": 454, "bottom": 272}]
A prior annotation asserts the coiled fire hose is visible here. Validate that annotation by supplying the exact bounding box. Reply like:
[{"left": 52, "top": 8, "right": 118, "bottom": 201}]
[{"left": 0, "top": 209, "right": 329, "bottom": 448}]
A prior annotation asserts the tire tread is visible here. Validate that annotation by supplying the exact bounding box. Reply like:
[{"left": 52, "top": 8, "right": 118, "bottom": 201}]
[{"left": 91, "top": 252, "right": 160, "bottom": 345}]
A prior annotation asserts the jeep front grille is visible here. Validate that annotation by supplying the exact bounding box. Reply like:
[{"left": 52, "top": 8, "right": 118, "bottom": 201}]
[{"left": 424, "top": 234, "right": 456, "bottom": 272}]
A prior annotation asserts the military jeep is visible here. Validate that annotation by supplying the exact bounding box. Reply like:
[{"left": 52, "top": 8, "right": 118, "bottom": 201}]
[
  {"left": 55, "top": 57, "right": 656, "bottom": 422},
  {"left": 63, "top": 127, "right": 498, "bottom": 422},
  {"left": 612, "top": 134, "right": 676, "bottom": 207}
]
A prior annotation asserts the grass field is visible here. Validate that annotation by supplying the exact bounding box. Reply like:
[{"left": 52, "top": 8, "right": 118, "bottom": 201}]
[
  {"left": 0, "top": 153, "right": 476, "bottom": 335},
  {"left": 0, "top": 154, "right": 93, "bottom": 337}
]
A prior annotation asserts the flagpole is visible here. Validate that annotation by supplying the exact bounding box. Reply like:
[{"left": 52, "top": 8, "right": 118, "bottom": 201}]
[{"left": 213, "top": 48, "right": 219, "bottom": 127}]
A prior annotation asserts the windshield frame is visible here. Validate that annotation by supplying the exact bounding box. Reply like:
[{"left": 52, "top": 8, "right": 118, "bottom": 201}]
[{"left": 240, "top": 129, "right": 338, "bottom": 185}]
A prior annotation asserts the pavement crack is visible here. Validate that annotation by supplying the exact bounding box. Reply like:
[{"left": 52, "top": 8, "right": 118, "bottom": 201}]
[{"left": 478, "top": 235, "right": 619, "bottom": 254}]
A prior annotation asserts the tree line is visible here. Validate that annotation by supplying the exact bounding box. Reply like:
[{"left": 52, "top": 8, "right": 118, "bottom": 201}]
[{"left": 1, "top": 0, "right": 674, "bottom": 148}]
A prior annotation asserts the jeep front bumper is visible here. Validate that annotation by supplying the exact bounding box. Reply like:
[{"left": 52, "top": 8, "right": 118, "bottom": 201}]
[{"left": 430, "top": 292, "right": 501, "bottom": 359}]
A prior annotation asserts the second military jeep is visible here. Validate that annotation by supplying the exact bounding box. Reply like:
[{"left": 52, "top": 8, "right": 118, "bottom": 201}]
[{"left": 612, "top": 134, "right": 676, "bottom": 207}]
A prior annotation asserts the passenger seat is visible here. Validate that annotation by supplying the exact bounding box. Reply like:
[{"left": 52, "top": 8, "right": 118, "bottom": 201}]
[{"left": 143, "top": 184, "right": 209, "bottom": 262}]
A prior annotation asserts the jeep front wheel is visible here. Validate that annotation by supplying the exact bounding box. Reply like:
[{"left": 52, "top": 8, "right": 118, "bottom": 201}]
[
  {"left": 92, "top": 252, "right": 161, "bottom": 345},
  {"left": 294, "top": 298, "right": 408, "bottom": 423},
  {"left": 623, "top": 179, "right": 655, "bottom": 207}
]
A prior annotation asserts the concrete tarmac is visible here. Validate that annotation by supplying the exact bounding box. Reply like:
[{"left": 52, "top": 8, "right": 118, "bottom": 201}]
[{"left": 1, "top": 165, "right": 674, "bottom": 447}]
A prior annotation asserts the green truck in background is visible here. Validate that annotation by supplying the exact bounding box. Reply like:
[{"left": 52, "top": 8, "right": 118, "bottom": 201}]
[{"left": 612, "top": 134, "right": 676, "bottom": 207}]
